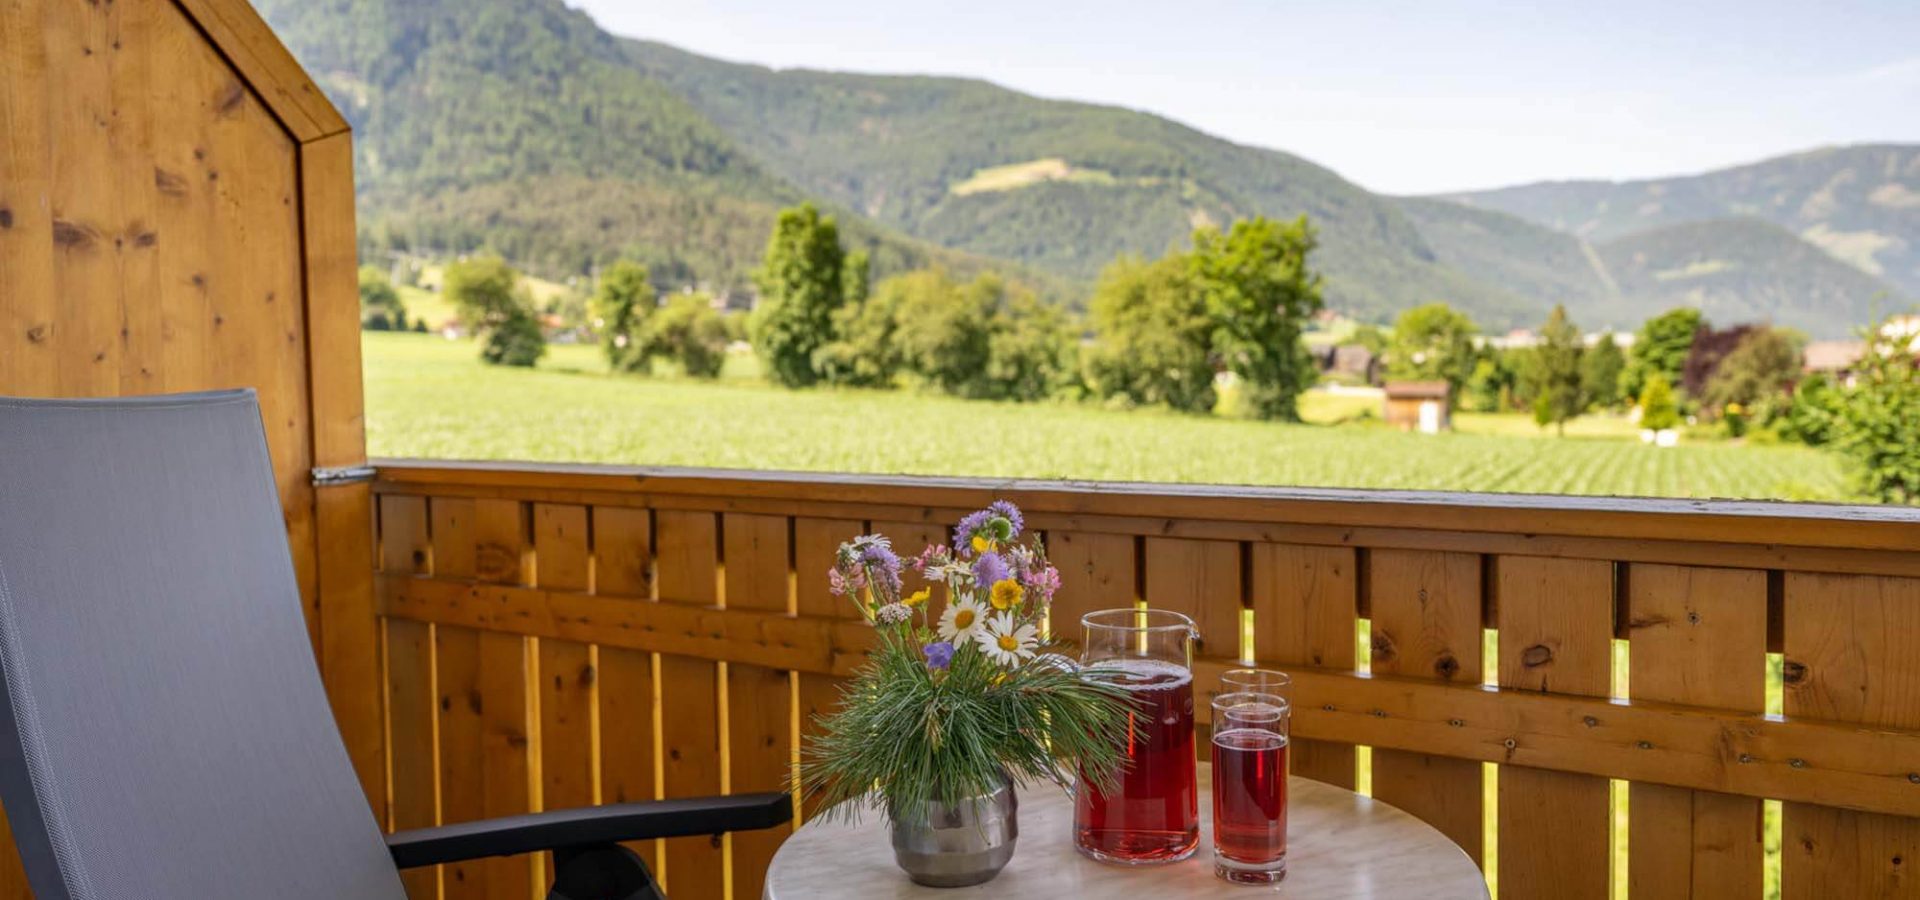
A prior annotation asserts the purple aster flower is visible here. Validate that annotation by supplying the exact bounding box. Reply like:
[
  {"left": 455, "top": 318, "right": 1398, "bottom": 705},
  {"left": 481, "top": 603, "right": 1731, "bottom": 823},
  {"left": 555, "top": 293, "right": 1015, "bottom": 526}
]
[
  {"left": 972, "top": 551, "right": 1011, "bottom": 587},
  {"left": 923, "top": 641, "right": 955, "bottom": 671},
  {"left": 987, "top": 500, "right": 1024, "bottom": 538},
  {"left": 952, "top": 510, "right": 991, "bottom": 556}
]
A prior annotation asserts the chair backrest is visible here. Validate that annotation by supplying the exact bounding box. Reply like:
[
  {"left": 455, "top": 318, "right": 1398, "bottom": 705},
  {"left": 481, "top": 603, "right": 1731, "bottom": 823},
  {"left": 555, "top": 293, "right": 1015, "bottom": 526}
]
[{"left": 0, "top": 392, "right": 405, "bottom": 899}]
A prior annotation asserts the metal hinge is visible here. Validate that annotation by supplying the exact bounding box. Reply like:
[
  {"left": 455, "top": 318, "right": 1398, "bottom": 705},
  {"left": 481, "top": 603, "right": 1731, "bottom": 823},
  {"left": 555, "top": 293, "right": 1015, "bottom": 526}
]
[{"left": 311, "top": 465, "right": 377, "bottom": 487}]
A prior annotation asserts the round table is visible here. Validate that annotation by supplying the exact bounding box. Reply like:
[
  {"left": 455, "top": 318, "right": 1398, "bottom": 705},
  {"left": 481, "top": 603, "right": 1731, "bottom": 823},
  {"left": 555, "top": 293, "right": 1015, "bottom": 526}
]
[{"left": 766, "top": 766, "right": 1488, "bottom": 899}]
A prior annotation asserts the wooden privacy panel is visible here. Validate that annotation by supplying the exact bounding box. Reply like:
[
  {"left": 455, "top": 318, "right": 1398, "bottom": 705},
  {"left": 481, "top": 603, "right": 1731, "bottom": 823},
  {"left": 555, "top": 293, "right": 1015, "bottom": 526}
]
[
  {"left": 0, "top": 0, "right": 372, "bottom": 894},
  {"left": 371, "top": 465, "right": 1920, "bottom": 900}
]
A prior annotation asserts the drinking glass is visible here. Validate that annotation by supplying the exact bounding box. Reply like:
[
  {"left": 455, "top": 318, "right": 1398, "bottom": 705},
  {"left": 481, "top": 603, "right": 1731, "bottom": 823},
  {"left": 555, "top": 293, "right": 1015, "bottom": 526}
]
[
  {"left": 1072, "top": 608, "right": 1201, "bottom": 865},
  {"left": 1219, "top": 667, "right": 1292, "bottom": 705},
  {"left": 1211, "top": 691, "right": 1290, "bottom": 885}
]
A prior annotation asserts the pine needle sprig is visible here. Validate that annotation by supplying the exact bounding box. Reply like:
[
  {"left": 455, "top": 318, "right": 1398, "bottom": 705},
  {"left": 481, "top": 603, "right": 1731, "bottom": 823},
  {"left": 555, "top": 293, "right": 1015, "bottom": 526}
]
[{"left": 798, "top": 629, "right": 1135, "bottom": 824}]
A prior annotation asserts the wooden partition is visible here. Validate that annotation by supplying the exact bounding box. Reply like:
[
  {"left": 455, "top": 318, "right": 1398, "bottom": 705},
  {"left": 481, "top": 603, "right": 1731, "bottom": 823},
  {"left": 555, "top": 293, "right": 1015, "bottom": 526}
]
[{"left": 372, "top": 461, "right": 1920, "bottom": 900}]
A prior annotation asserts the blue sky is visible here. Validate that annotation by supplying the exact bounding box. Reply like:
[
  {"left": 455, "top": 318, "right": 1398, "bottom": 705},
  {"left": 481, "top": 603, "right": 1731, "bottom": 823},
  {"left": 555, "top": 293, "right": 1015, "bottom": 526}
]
[{"left": 572, "top": 0, "right": 1919, "bottom": 195}]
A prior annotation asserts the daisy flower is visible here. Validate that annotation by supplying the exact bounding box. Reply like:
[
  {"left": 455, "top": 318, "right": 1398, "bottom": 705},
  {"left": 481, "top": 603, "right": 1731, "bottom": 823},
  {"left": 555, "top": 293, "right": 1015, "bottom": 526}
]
[
  {"left": 976, "top": 612, "right": 1039, "bottom": 667},
  {"left": 988, "top": 578, "right": 1025, "bottom": 611},
  {"left": 937, "top": 598, "right": 988, "bottom": 642}
]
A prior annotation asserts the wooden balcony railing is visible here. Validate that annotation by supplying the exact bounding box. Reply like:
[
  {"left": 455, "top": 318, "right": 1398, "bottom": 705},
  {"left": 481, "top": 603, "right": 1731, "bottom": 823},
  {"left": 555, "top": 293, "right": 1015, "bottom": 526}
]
[{"left": 370, "top": 460, "right": 1920, "bottom": 900}]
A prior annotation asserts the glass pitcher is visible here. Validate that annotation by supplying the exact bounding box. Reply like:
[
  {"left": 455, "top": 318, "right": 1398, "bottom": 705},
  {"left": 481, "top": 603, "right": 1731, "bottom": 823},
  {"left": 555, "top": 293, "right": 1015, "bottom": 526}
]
[{"left": 1072, "top": 608, "right": 1201, "bottom": 865}]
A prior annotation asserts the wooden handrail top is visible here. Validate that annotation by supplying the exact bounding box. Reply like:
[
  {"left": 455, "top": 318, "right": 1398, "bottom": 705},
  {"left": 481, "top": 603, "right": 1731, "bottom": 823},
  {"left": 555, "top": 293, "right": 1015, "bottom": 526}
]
[{"left": 373, "top": 458, "right": 1920, "bottom": 553}]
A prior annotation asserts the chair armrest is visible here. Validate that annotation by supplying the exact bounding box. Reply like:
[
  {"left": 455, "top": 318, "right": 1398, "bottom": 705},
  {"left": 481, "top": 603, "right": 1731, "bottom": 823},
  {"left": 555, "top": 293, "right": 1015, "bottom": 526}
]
[{"left": 386, "top": 792, "right": 793, "bottom": 869}]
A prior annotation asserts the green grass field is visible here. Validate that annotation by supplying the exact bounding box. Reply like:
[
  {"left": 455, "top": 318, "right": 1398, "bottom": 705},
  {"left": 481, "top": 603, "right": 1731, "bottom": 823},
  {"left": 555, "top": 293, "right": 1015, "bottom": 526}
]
[{"left": 362, "top": 332, "right": 1853, "bottom": 501}]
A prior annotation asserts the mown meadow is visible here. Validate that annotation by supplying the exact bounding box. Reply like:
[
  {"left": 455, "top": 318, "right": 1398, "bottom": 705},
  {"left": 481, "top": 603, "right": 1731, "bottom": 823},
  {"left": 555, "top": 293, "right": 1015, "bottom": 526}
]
[{"left": 362, "top": 332, "right": 1852, "bottom": 503}]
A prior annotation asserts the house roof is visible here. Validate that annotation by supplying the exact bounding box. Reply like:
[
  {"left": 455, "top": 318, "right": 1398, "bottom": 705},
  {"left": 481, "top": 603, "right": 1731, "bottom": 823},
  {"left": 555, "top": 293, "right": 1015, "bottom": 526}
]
[
  {"left": 1804, "top": 340, "right": 1864, "bottom": 373},
  {"left": 1384, "top": 380, "right": 1450, "bottom": 399}
]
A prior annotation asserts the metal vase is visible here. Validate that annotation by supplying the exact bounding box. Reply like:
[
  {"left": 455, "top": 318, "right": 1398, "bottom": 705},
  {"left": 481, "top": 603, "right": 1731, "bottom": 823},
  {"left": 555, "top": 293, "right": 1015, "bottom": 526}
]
[{"left": 888, "top": 773, "right": 1018, "bottom": 888}]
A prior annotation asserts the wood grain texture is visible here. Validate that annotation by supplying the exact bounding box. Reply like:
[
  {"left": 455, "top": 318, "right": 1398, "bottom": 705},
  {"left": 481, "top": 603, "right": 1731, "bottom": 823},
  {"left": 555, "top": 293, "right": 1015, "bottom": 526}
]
[
  {"left": 1047, "top": 530, "right": 1136, "bottom": 640},
  {"left": 532, "top": 504, "right": 595, "bottom": 895},
  {"left": 384, "top": 496, "right": 438, "bottom": 898},
  {"left": 1250, "top": 543, "right": 1358, "bottom": 787},
  {"left": 1495, "top": 556, "right": 1614, "bottom": 900},
  {"left": 723, "top": 514, "right": 795, "bottom": 900},
  {"left": 793, "top": 517, "right": 863, "bottom": 821},
  {"left": 1367, "top": 549, "right": 1484, "bottom": 866},
  {"left": 592, "top": 506, "right": 659, "bottom": 875},
  {"left": 654, "top": 510, "right": 723, "bottom": 898},
  {"left": 1782, "top": 573, "right": 1920, "bottom": 900},
  {"left": 1626, "top": 564, "right": 1766, "bottom": 899},
  {"left": 1144, "top": 537, "right": 1241, "bottom": 659},
  {"left": 439, "top": 499, "right": 536, "bottom": 900}
]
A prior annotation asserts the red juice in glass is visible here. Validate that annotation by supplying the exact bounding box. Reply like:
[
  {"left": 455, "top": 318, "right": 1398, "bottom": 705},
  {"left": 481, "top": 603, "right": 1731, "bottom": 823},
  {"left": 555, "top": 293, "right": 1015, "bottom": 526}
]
[
  {"left": 1073, "top": 657, "right": 1199, "bottom": 864},
  {"left": 1210, "top": 693, "right": 1290, "bottom": 885}
]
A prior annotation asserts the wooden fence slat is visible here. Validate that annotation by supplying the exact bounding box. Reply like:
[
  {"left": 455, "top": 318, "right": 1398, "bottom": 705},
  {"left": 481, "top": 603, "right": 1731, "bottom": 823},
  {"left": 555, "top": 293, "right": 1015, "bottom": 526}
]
[
  {"left": 1626, "top": 564, "right": 1766, "bottom": 899},
  {"left": 532, "top": 504, "right": 595, "bottom": 895},
  {"left": 381, "top": 496, "right": 437, "bottom": 899},
  {"left": 1367, "top": 548, "right": 1484, "bottom": 866},
  {"left": 438, "top": 499, "right": 535, "bottom": 900},
  {"left": 1144, "top": 537, "right": 1241, "bottom": 661},
  {"left": 723, "top": 514, "right": 794, "bottom": 900},
  {"left": 1250, "top": 543, "right": 1358, "bottom": 788},
  {"left": 793, "top": 517, "right": 864, "bottom": 820},
  {"left": 655, "top": 510, "right": 724, "bottom": 899},
  {"left": 1496, "top": 555, "right": 1614, "bottom": 900},
  {"left": 1048, "top": 530, "right": 1136, "bottom": 640},
  {"left": 591, "top": 507, "right": 658, "bottom": 876},
  {"left": 1782, "top": 573, "right": 1920, "bottom": 900}
]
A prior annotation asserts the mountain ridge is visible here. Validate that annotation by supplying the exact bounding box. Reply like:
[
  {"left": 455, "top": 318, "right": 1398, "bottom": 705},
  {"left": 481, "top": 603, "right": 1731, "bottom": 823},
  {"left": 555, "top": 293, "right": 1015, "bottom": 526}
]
[{"left": 259, "top": 0, "right": 1909, "bottom": 336}]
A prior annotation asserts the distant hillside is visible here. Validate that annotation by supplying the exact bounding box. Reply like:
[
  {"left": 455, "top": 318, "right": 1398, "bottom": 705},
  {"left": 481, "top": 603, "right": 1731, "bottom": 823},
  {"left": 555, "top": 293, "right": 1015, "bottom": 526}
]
[
  {"left": 261, "top": 0, "right": 1906, "bottom": 334},
  {"left": 257, "top": 0, "right": 999, "bottom": 291},
  {"left": 621, "top": 39, "right": 1535, "bottom": 326},
  {"left": 1592, "top": 217, "right": 1900, "bottom": 333},
  {"left": 1444, "top": 145, "right": 1920, "bottom": 300}
]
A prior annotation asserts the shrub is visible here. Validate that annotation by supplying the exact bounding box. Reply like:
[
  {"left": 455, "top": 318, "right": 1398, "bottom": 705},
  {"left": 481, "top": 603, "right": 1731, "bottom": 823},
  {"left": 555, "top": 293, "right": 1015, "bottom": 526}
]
[
  {"left": 647, "top": 293, "right": 730, "bottom": 379},
  {"left": 359, "top": 266, "right": 407, "bottom": 331},
  {"left": 1837, "top": 318, "right": 1920, "bottom": 504},
  {"left": 592, "top": 260, "right": 657, "bottom": 374},
  {"left": 446, "top": 256, "right": 546, "bottom": 367},
  {"left": 1638, "top": 372, "right": 1681, "bottom": 432},
  {"left": 480, "top": 306, "right": 546, "bottom": 367}
]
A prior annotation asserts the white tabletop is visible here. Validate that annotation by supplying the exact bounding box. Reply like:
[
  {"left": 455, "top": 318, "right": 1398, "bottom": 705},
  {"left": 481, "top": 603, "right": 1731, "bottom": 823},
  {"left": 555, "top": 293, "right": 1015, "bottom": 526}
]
[{"left": 767, "top": 766, "right": 1488, "bottom": 899}]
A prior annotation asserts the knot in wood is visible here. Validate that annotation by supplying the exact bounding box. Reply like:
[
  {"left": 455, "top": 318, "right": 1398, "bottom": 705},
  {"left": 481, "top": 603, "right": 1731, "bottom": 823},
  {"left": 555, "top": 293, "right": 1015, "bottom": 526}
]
[
  {"left": 1370, "top": 629, "right": 1398, "bottom": 663},
  {"left": 1781, "top": 660, "right": 1809, "bottom": 685},
  {"left": 1521, "top": 644, "right": 1553, "bottom": 668},
  {"left": 1433, "top": 654, "right": 1459, "bottom": 679}
]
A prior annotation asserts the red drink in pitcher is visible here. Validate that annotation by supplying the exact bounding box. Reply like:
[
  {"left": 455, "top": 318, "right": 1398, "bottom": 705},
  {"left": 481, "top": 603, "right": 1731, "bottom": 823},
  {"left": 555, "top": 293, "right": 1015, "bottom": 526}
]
[
  {"left": 1073, "top": 657, "right": 1200, "bottom": 863},
  {"left": 1210, "top": 693, "right": 1290, "bottom": 884}
]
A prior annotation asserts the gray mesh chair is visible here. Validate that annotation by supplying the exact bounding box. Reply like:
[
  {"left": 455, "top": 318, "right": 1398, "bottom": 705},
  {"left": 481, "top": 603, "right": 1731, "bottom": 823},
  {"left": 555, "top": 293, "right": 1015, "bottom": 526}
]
[{"left": 0, "top": 391, "right": 788, "bottom": 899}]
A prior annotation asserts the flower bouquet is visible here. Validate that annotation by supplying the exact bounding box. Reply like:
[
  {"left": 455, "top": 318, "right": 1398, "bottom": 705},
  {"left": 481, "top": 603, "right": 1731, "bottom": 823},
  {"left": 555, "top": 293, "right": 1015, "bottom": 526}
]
[{"left": 798, "top": 501, "right": 1134, "bottom": 886}]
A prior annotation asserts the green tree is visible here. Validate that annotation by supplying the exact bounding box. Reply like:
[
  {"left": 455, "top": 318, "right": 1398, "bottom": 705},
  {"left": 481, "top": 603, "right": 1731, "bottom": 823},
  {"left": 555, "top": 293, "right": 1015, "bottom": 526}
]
[
  {"left": 1386, "top": 303, "right": 1478, "bottom": 405},
  {"left": 843, "top": 249, "right": 872, "bottom": 306},
  {"left": 1527, "top": 305, "right": 1585, "bottom": 435},
  {"left": 894, "top": 270, "right": 995, "bottom": 396},
  {"left": 985, "top": 285, "right": 1078, "bottom": 402},
  {"left": 1702, "top": 328, "right": 1802, "bottom": 415},
  {"left": 358, "top": 266, "right": 407, "bottom": 331},
  {"left": 1086, "top": 255, "right": 1215, "bottom": 412},
  {"left": 1837, "top": 318, "right": 1920, "bottom": 504},
  {"left": 591, "top": 261, "right": 656, "bottom": 373},
  {"left": 647, "top": 293, "right": 730, "bottom": 378},
  {"left": 1580, "top": 333, "right": 1626, "bottom": 410},
  {"left": 752, "top": 203, "right": 846, "bottom": 387},
  {"left": 1189, "top": 216, "right": 1324, "bottom": 421},
  {"left": 1638, "top": 372, "right": 1681, "bottom": 432},
  {"left": 814, "top": 275, "right": 904, "bottom": 388},
  {"left": 1463, "top": 353, "right": 1516, "bottom": 412},
  {"left": 445, "top": 255, "right": 545, "bottom": 366},
  {"left": 1781, "top": 373, "right": 1844, "bottom": 446},
  {"left": 1620, "top": 307, "right": 1704, "bottom": 402}
]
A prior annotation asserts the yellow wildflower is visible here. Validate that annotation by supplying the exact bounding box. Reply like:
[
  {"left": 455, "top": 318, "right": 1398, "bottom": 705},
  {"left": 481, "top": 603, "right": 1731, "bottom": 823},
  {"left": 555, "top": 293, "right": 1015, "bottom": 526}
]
[
  {"left": 971, "top": 534, "right": 994, "bottom": 554},
  {"left": 904, "top": 587, "right": 932, "bottom": 607},
  {"left": 989, "top": 578, "right": 1025, "bottom": 611}
]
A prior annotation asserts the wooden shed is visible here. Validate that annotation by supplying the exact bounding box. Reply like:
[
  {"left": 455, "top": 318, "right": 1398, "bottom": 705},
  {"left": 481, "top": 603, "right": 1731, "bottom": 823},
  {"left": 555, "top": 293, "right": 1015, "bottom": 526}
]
[
  {"left": 1382, "top": 380, "right": 1451, "bottom": 432},
  {"left": 0, "top": 0, "right": 379, "bottom": 891}
]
